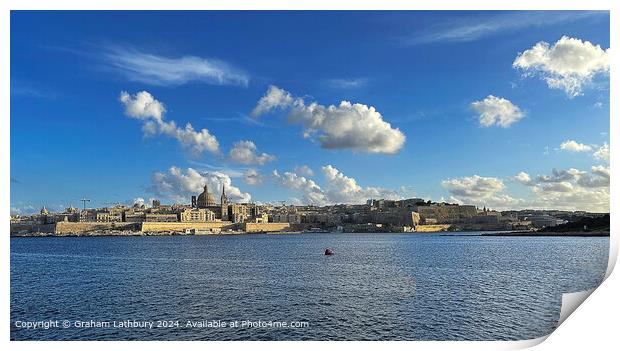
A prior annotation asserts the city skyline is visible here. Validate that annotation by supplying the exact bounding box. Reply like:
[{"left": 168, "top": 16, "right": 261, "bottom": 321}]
[{"left": 11, "top": 11, "right": 610, "bottom": 215}]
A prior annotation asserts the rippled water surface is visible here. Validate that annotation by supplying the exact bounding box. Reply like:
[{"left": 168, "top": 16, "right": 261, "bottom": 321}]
[{"left": 10, "top": 233, "right": 609, "bottom": 340}]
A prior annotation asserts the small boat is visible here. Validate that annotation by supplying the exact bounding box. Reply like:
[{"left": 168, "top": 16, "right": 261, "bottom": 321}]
[{"left": 324, "top": 248, "right": 334, "bottom": 255}]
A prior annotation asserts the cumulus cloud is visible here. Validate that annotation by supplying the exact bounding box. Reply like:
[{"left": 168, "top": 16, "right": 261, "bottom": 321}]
[
  {"left": 243, "top": 168, "right": 263, "bottom": 185},
  {"left": 560, "top": 139, "right": 593, "bottom": 152},
  {"left": 514, "top": 166, "right": 609, "bottom": 212},
  {"left": 535, "top": 168, "right": 586, "bottom": 183},
  {"left": 272, "top": 165, "right": 403, "bottom": 205},
  {"left": 294, "top": 165, "right": 314, "bottom": 177},
  {"left": 251, "top": 85, "right": 295, "bottom": 117},
  {"left": 149, "top": 166, "right": 251, "bottom": 204},
  {"left": 593, "top": 143, "right": 609, "bottom": 162},
  {"left": 120, "top": 91, "right": 220, "bottom": 155},
  {"left": 513, "top": 36, "right": 610, "bottom": 97},
  {"left": 441, "top": 175, "right": 523, "bottom": 209},
  {"left": 322, "top": 165, "right": 402, "bottom": 204},
  {"left": 272, "top": 170, "right": 328, "bottom": 205},
  {"left": 228, "top": 140, "right": 276, "bottom": 165},
  {"left": 443, "top": 165, "right": 610, "bottom": 212},
  {"left": 577, "top": 165, "right": 610, "bottom": 188},
  {"left": 104, "top": 46, "right": 249, "bottom": 87},
  {"left": 251, "top": 86, "right": 406, "bottom": 154},
  {"left": 513, "top": 171, "right": 532, "bottom": 185},
  {"left": 442, "top": 175, "right": 504, "bottom": 198},
  {"left": 470, "top": 95, "right": 524, "bottom": 127}
]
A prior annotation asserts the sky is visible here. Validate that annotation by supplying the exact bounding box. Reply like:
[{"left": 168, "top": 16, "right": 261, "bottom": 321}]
[{"left": 10, "top": 11, "right": 610, "bottom": 214}]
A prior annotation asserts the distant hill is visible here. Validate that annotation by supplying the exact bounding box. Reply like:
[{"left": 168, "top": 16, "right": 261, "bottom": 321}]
[{"left": 539, "top": 214, "right": 610, "bottom": 233}]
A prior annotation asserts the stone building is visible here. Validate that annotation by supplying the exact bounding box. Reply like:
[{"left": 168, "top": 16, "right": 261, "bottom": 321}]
[
  {"left": 197, "top": 184, "right": 217, "bottom": 208},
  {"left": 180, "top": 208, "right": 217, "bottom": 222},
  {"left": 220, "top": 185, "right": 229, "bottom": 221},
  {"left": 229, "top": 203, "right": 250, "bottom": 223},
  {"left": 417, "top": 203, "right": 477, "bottom": 224},
  {"left": 145, "top": 213, "right": 179, "bottom": 222}
]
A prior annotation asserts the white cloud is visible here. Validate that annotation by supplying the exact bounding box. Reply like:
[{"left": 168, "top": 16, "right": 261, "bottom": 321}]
[
  {"left": 251, "top": 85, "right": 295, "bottom": 117},
  {"left": 513, "top": 171, "right": 532, "bottom": 185},
  {"left": 243, "top": 168, "right": 263, "bottom": 185},
  {"left": 325, "top": 78, "right": 368, "bottom": 89},
  {"left": 228, "top": 140, "right": 276, "bottom": 165},
  {"left": 442, "top": 166, "right": 610, "bottom": 212},
  {"left": 535, "top": 168, "right": 586, "bottom": 183},
  {"left": 133, "top": 197, "right": 146, "bottom": 207},
  {"left": 294, "top": 165, "right": 314, "bottom": 177},
  {"left": 441, "top": 175, "right": 523, "bottom": 209},
  {"left": 119, "top": 90, "right": 166, "bottom": 121},
  {"left": 513, "top": 36, "right": 610, "bottom": 97},
  {"left": 442, "top": 175, "right": 505, "bottom": 198},
  {"left": 252, "top": 86, "right": 406, "bottom": 154},
  {"left": 560, "top": 139, "right": 593, "bottom": 152},
  {"left": 577, "top": 165, "right": 610, "bottom": 188},
  {"left": 120, "top": 91, "right": 220, "bottom": 155},
  {"left": 272, "top": 165, "right": 403, "bottom": 205},
  {"left": 272, "top": 170, "right": 328, "bottom": 205},
  {"left": 593, "top": 143, "right": 609, "bottom": 162},
  {"left": 150, "top": 166, "right": 251, "bottom": 204},
  {"left": 514, "top": 166, "right": 609, "bottom": 212},
  {"left": 10, "top": 203, "right": 37, "bottom": 216},
  {"left": 131, "top": 197, "right": 158, "bottom": 208},
  {"left": 104, "top": 46, "right": 249, "bottom": 87},
  {"left": 470, "top": 95, "right": 524, "bottom": 127},
  {"left": 321, "top": 165, "right": 401, "bottom": 204}
]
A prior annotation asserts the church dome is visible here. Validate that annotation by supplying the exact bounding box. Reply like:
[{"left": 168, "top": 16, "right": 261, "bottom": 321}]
[{"left": 197, "top": 184, "right": 216, "bottom": 207}]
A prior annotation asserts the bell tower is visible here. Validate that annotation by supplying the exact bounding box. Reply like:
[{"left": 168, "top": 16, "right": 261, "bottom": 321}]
[{"left": 220, "top": 184, "right": 229, "bottom": 221}]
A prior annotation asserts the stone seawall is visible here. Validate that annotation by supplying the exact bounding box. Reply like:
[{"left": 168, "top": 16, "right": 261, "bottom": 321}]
[
  {"left": 415, "top": 224, "right": 452, "bottom": 232},
  {"left": 10, "top": 223, "right": 56, "bottom": 235},
  {"left": 55, "top": 221, "right": 140, "bottom": 235},
  {"left": 140, "top": 221, "right": 235, "bottom": 233},
  {"left": 243, "top": 222, "right": 292, "bottom": 233}
]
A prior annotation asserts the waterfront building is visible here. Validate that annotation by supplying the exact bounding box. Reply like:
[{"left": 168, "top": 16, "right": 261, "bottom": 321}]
[
  {"left": 270, "top": 213, "right": 301, "bottom": 224},
  {"left": 253, "top": 213, "right": 269, "bottom": 223},
  {"left": 79, "top": 210, "right": 96, "bottom": 222},
  {"left": 124, "top": 212, "right": 146, "bottom": 223},
  {"left": 145, "top": 213, "right": 179, "bottom": 222},
  {"left": 229, "top": 203, "right": 250, "bottom": 223},
  {"left": 95, "top": 211, "right": 123, "bottom": 223},
  {"left": 180, "top": 208, "right": 217, "bottom": 223}
]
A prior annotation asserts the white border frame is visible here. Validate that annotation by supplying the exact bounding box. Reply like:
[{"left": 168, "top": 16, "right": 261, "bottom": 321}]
[{"left": 2, "top": 1, "right": 616, "bottom": 350}]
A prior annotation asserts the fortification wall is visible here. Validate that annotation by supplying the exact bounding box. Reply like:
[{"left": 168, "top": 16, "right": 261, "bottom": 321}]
[
  {"left": 10, "top": 223, "right": 56, "bottom": 235},
  {"left": 54, "top": 221, "right": 140, "bottom": 235},
  {"left": 244, "top": 222, "right": 292, "bottom": 233},
  {"left": 140, "top": 221, "right": 235, "bottom": 233},
  {"left": 415, "top": 224, "right": 452, "bottom": 232}
]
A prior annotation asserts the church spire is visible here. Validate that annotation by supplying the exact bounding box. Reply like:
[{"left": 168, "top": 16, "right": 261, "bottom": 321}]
[{"left": 221, "top": 183, "right": 228, "bottom": 205}]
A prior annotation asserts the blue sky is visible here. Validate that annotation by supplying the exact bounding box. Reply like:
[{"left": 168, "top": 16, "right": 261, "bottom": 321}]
[{"left": 10, "top": 11, "right": 610, "bottom": 214}]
